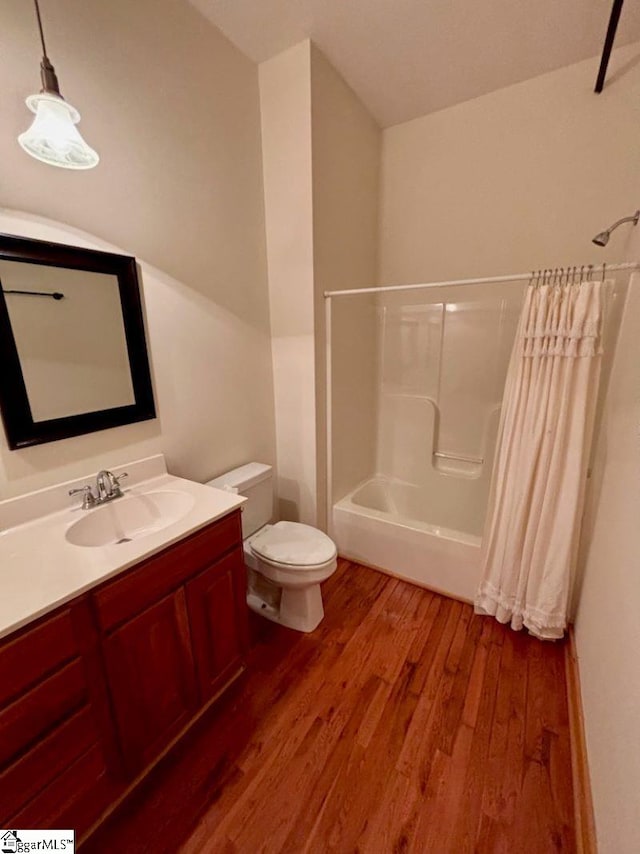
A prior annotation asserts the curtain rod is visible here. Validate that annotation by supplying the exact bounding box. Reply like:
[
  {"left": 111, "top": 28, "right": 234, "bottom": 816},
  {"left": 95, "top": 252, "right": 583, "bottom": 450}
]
[{"left": 323, "top": 261, "right": 640, "bottom": 299}]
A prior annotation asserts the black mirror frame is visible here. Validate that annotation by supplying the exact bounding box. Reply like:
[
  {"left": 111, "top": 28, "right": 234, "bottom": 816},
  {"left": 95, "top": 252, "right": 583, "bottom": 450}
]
[{"left": 0, "top": 233, "right": 156, "bottom": 450}]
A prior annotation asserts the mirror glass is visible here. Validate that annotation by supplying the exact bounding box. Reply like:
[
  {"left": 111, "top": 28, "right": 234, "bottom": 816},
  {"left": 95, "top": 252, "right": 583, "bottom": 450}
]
[{"left": 0, "top": 259, "right": 135, "bottom": 422}]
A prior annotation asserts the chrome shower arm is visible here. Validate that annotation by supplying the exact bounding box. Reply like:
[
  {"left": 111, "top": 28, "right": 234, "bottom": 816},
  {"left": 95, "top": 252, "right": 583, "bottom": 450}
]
[
  {"left": 592, "top": 209, "right": 639, "bottom": 246},
  {"left": 606, "top": 210, "right": 640, "bottom": 233}
]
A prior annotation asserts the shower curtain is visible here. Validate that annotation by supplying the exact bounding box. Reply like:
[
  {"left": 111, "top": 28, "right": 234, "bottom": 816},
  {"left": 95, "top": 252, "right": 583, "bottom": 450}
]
[{"left": 474, "top": 278, "right": 607, "bottom": 640}]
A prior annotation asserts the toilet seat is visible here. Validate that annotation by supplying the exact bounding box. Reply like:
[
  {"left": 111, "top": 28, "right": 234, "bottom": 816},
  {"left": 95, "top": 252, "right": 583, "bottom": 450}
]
[{"left": 250, "top": 521, "right": 337, "bottom": 569}]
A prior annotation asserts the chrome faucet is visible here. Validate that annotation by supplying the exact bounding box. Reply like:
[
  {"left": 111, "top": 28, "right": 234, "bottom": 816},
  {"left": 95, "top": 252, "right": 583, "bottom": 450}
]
[
  {"left": 96, "top": 470, "right": 125, "bottom": 501},
  {"left": 69, "top": 470, "right": 128, "bottom": 510}
]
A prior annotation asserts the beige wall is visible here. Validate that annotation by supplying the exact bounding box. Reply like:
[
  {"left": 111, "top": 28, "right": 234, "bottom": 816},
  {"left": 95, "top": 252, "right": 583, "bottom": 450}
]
[
  {"left": 0, "top": 0, "right": 275, "bottom": 499},
  {"left": 310, "top": 45, "right": 381, "bottom": 519},
  {"left": 1, "top": 0, "right": 270, "bottom": 331},
  {"left": 259, "top": 42, "right": 317, "bottom": 524},
  {"left": 259, "top": 41, "right": 380, "bottom": 526},
  {"left": 379, "top": 42, "right": 640, "bottom": 284},
  {"left": 574, "top": 229, "right": 640, "bottom": 854}
]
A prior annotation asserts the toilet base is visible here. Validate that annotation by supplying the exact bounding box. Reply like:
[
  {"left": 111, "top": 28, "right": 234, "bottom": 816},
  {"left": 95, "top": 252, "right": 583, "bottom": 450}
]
[{"left": 247, "top": 583, "right": 324, "bottom": 633}]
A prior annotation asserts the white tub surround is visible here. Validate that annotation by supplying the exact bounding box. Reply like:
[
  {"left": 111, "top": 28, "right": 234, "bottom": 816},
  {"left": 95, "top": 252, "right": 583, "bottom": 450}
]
[
  {"left": 0, "top": 454, "right": 245, "bottom": 640},
  {"left": 333, "top": 476, "right": 481, "bottom": 602}
]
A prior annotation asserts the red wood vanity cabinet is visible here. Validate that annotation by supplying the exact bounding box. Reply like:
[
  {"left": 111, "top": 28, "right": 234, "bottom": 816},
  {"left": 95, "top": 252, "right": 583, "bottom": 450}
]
[{"left": 0, "top": 509, "right": 248, "bottom": 840}]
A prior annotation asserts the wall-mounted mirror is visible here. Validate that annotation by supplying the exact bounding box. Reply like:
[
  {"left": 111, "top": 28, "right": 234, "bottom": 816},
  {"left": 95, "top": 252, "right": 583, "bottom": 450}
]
[{"left": 0, "top": 234, "right": 156, "bottom": 449}]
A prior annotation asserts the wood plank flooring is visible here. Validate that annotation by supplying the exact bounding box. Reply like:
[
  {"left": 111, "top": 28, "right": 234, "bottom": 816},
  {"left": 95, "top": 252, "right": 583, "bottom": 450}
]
[{"left": 86, "top": 560, "right": 575, "bottom": 853}]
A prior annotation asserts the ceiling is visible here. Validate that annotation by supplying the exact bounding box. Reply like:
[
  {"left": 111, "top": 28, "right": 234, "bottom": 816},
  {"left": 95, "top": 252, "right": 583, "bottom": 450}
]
[{"left": 188, "top": 0, "right": 640, "bottom": 127}]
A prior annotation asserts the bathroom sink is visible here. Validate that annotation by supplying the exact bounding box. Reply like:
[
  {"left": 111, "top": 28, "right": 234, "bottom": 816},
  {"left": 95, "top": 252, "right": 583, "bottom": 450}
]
[{"left": 65, "top": 490, "right": 196, "bottom": 547}]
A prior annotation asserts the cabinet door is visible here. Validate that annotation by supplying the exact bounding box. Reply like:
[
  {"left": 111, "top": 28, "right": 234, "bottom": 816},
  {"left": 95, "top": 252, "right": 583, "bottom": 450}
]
[
  {"left": 102, "top": 588, "right": 198, "bottom": 774},
  {"left": 186, "top": 549, "right": 248, "bottom": 703}
]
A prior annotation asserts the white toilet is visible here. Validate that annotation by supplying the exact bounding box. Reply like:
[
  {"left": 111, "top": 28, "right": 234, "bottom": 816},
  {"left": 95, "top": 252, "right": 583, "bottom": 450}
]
[{"left": 206, "top": 463, "right": 337, "bottom": 633}]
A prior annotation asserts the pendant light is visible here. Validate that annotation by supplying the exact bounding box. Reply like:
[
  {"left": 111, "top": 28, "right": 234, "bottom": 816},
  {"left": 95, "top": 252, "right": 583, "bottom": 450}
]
[{"left": 18, "top": 0, "right": 99, "bottom": 170}]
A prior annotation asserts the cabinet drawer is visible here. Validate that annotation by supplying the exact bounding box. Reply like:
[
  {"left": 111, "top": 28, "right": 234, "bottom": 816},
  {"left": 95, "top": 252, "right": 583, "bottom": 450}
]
[
  {"left": 0, "top": 705, "right": 100, "bottom": 823},
  {"left": 0, "top": 659, "right": 88, "bottom": 767},
  {"left": 94, "top": 511, "right": 242, "bottom": 631},
  {"left": 8, "top": 743, "right": 117, "bottom": 837},
  {"left": 0, "top": 607, "right": 80, "bottom": 706}
]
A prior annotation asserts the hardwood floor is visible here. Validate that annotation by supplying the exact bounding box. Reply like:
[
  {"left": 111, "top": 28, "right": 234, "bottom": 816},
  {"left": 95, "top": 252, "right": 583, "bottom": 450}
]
[{"left": 86, "top": 560, "right": 575, "bottom": 853}]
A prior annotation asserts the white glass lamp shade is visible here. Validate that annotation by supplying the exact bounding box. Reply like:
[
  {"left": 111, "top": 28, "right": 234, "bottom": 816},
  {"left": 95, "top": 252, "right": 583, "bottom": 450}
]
[{"left": 18, "top": 92, "right": 99, "bottom": 170}]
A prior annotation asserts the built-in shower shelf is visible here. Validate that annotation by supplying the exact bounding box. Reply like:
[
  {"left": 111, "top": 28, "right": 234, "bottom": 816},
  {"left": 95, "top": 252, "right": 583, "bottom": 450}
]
[
  {"left": 432, "top": 451, "right": 483, "bottom": 479},
  {"left": 433, "top": 451, "right": 484, "bottom": 465}
]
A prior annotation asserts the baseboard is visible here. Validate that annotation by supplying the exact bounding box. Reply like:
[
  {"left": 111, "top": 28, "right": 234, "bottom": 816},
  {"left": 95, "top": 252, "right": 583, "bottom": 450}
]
[{"left": 565, "top": 627, "right": 598, "bottom": 853}]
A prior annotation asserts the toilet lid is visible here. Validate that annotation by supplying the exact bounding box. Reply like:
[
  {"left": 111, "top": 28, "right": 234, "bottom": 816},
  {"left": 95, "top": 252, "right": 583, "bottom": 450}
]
[{"left": 251, "top": 521, "right": 337, "bottom": 567}]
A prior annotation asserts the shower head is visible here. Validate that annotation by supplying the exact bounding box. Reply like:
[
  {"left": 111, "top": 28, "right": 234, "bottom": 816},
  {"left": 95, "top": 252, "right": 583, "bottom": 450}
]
[
  {"left": 592, "top": 210, "right": 640, "bottom": 247},
  {"left": 592, "top": 230, "right": 610, "bottom": 247}
]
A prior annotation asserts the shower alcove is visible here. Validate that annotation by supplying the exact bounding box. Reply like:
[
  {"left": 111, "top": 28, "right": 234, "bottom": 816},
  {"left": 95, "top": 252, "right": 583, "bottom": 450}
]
[{"left": 327, "top": 267, "right": 629, "bottom": 603}]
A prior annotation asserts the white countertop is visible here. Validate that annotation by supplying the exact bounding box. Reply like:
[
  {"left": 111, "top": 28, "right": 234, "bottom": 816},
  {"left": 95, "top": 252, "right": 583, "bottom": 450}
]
[{"left": 0, "top": 471, "right": 245, "bottom": 641}]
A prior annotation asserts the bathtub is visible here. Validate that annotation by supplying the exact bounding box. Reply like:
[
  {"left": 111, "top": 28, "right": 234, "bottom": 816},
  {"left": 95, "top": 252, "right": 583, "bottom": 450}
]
[{"left": 332, "top": 476, "right": 483, "bottom": 602}]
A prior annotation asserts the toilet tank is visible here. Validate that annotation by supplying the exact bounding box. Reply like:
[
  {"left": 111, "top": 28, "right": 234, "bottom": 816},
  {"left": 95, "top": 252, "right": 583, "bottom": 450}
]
[{"left": 206, "top": 463, "right": 273, "bottom": 539}]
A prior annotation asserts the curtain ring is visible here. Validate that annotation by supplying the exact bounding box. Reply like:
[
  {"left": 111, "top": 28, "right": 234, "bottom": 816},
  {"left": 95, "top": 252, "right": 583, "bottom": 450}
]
[
  {"left": 602, "top": 262, "right": 606, "bottom": 281},
  {"left": 588, "top": 264, "right": 593, "bottom": 281}
]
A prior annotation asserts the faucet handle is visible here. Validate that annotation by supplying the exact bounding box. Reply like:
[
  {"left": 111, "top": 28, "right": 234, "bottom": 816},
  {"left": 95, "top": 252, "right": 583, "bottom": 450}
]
[
  {"left": 69, "top": 485, "right": 97, "bottom": 510},
  {"left": 111, "top": 472, "right": 128, "bottom": 497}
]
